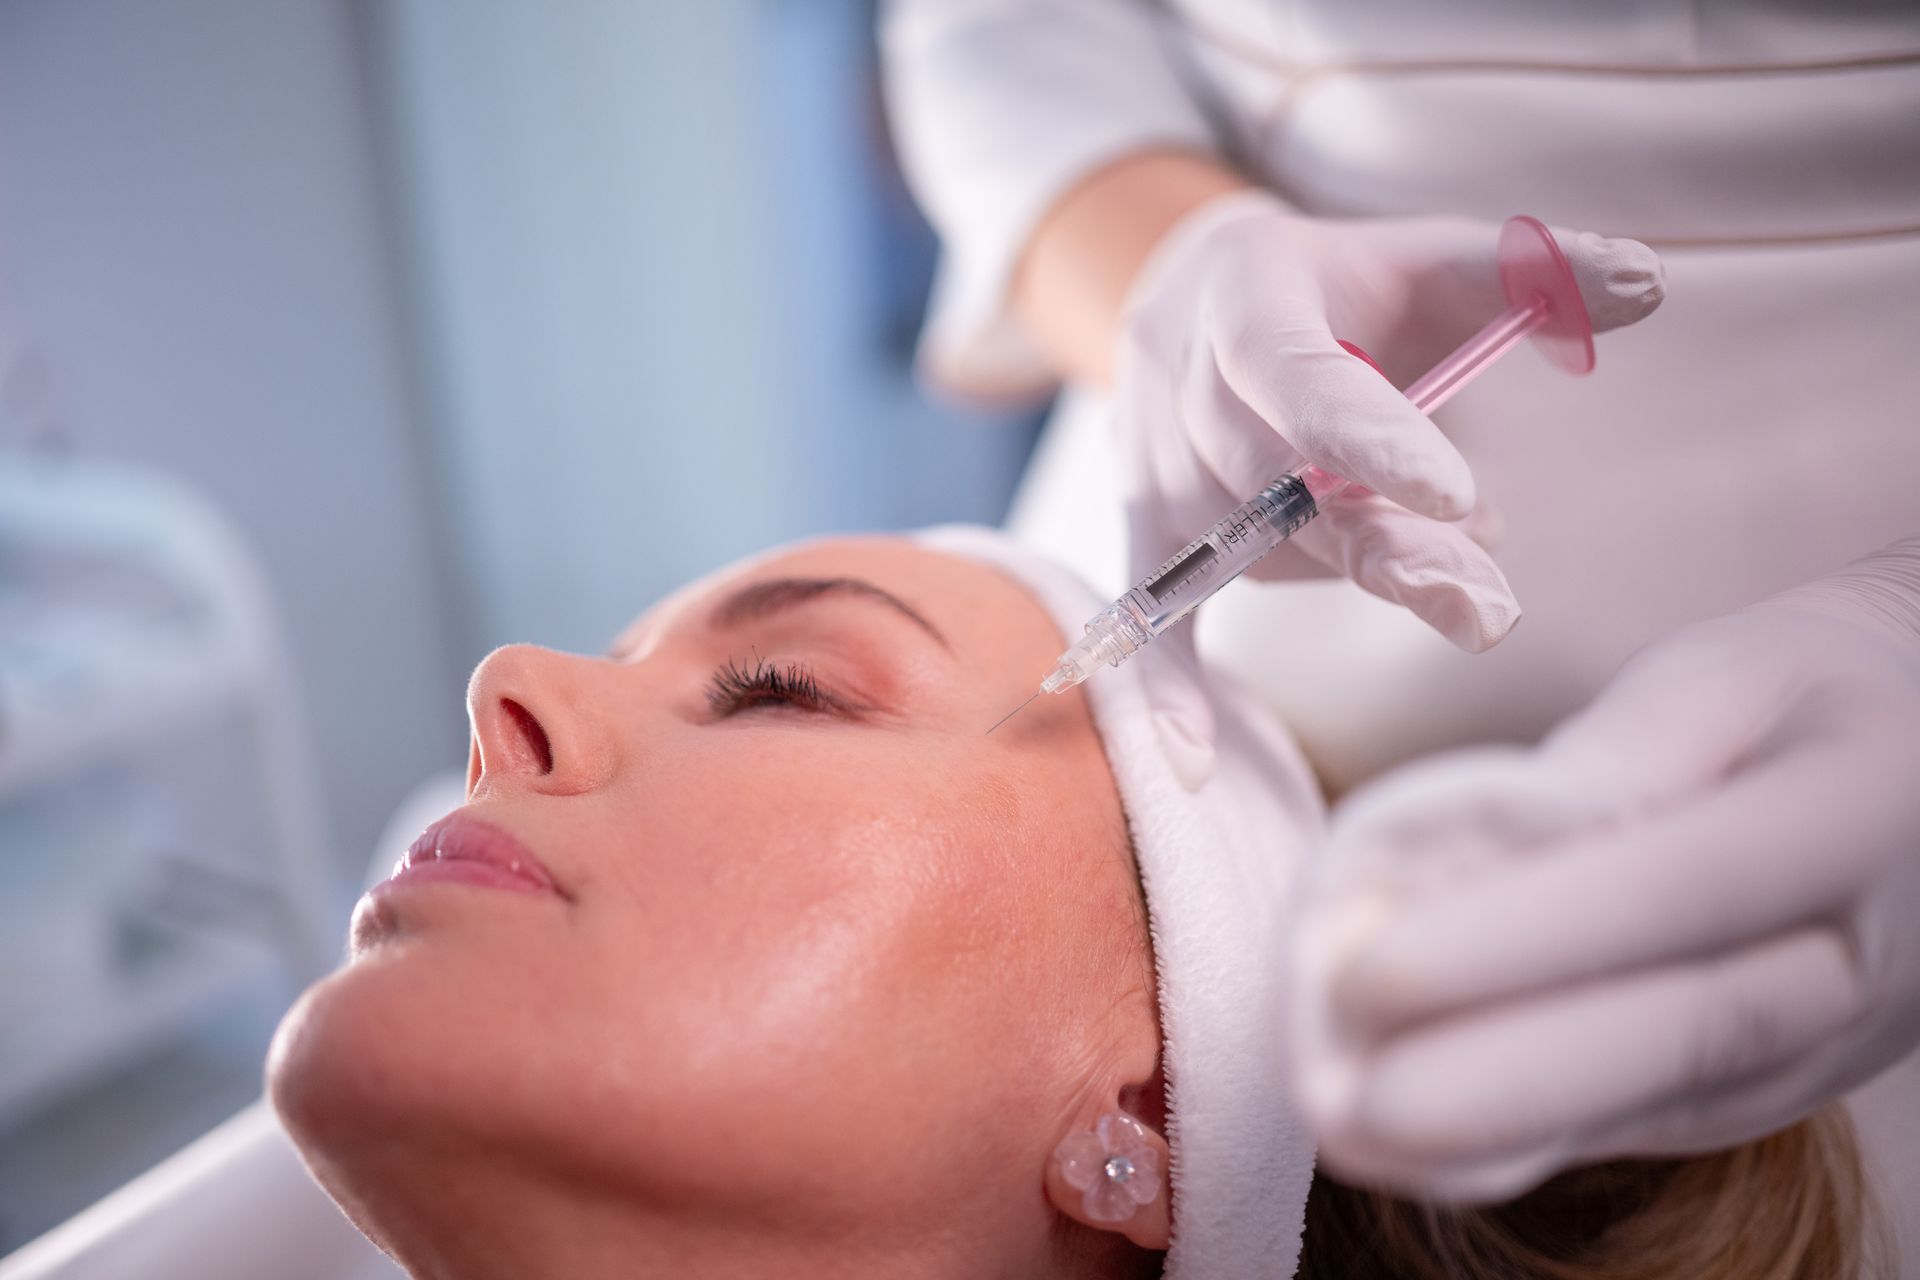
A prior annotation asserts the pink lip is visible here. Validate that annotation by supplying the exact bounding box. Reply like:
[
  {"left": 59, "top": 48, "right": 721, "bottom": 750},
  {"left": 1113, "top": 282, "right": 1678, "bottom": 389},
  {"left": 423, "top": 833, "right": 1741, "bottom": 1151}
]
[{"left": 382, "top": 813, "right": 568, "bottom": 899}]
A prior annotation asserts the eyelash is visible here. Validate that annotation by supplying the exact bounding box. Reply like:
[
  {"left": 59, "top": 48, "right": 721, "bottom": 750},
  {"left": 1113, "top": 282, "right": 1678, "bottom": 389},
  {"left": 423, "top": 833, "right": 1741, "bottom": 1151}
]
[{"left": 706, "top": 656, "right": 840, "bottom": 717}]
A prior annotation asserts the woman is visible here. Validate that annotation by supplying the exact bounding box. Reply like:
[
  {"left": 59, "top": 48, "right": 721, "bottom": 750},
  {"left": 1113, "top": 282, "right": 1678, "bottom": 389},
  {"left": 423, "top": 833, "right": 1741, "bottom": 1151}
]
[
  {"left": 268, "top": 531, "right": 1879, "bottom": 1278},
  {"left": 881, "top": 0, "right": 1920, "bottom": 1236}
]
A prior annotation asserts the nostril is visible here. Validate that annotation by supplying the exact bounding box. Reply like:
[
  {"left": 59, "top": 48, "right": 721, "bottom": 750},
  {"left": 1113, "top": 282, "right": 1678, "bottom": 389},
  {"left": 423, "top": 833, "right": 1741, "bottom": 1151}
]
[{"left": 501, "top": 698, "right": 554, "bottom": 775}]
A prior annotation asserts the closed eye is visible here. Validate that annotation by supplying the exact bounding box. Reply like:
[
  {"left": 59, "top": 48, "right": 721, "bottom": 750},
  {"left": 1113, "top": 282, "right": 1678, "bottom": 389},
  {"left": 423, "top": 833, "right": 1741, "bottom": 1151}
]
[{"left": 706, "top": 656, "right": 853, "bottom": 717}]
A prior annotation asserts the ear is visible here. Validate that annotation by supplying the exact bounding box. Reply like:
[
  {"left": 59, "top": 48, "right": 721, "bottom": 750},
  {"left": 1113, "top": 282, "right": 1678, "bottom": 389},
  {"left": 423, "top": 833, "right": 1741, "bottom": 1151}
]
[{"left": 1045, "top": 1109, "right": 1171, "bottom": 1250}]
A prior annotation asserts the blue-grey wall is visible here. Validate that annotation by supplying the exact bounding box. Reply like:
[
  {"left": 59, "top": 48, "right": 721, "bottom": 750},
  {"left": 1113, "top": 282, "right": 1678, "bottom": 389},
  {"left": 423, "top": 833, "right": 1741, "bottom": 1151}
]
[
  {"left": 375, "top": 0, "right": 1038, "bottom": 661},
  {"left": 0, "top": 0, "right": 464, "bottom": 873}
]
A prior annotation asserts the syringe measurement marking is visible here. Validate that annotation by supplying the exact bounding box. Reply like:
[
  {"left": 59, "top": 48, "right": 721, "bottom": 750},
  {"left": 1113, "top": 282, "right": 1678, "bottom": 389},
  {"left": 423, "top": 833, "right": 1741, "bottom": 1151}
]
[
  {"left": 1145, "top": 541, "right": 1219, "bottom": 604},
  {"left": 1148, "top": 485, "right": 1311, "bottom": 606}
]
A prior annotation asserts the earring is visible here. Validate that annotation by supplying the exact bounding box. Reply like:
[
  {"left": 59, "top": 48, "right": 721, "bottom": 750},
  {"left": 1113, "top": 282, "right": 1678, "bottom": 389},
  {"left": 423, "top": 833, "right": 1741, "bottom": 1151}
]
[{"left": 1054, "top": 1113, "right": 1163, "bottom": 1223}]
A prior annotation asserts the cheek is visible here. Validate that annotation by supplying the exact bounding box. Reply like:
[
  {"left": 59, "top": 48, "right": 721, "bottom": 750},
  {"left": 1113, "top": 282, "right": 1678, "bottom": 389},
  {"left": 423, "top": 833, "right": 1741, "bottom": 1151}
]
[
  {"left": 562, "top": 733, "right": 1069, "bottom": 1194},
  {"left": 584, "top": 737, "right": 966, "bottom": 1055},
  {"left": 269, "top": 726, "right": 1102, "bottom": 1217}
]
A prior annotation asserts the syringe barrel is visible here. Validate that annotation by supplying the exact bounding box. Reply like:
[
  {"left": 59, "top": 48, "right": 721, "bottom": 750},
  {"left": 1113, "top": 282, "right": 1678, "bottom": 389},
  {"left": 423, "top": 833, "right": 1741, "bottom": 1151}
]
[
  {"left": 1118, "top": 471, "right": 1320, "bottom": 640},
  {"left": 1052, "top": 469, "right": 1321, "bottom": 688}
]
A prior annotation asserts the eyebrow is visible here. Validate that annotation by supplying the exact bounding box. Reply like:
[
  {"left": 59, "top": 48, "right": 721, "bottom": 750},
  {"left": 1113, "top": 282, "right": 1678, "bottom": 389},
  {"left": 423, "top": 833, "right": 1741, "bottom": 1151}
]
[{"left": 707, "top": 577, "right": 952, "bottom": 651}]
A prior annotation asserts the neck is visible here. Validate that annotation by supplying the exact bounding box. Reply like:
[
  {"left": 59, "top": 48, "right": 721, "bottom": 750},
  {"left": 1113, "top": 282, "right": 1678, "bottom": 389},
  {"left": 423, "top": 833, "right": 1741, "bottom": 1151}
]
[{"left": 315, "top": 1143, "right": 1038, "bottom": 1280}]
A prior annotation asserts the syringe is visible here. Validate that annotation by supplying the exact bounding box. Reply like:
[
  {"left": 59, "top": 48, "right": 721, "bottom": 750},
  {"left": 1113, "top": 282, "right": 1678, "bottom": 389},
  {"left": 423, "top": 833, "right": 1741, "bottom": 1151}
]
[{"left": 987, "top": 215, "right": 1597, "bottom": 736}]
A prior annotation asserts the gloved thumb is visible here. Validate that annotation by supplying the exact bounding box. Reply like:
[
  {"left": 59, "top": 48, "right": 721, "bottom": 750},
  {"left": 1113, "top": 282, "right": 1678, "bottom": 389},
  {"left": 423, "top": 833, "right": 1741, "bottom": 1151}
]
[
  {"left": 1385, "top": 218, "right": 1667, "bottom": 340},
  {"left": 1138, "top": 622, "right": 1217, "bottom": 791},
  {"left": 1556, "top": 227, "right": 1666, "bottom": 334},
  {"left": 1125, "top": 494, "right": 1218, "bottom": 790}
]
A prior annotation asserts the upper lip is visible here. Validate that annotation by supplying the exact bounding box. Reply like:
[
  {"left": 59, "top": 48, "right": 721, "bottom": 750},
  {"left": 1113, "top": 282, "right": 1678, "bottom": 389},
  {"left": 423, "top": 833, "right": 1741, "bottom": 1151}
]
[{"left": 401, "top": 812, "right": 570, "bottom": 898}]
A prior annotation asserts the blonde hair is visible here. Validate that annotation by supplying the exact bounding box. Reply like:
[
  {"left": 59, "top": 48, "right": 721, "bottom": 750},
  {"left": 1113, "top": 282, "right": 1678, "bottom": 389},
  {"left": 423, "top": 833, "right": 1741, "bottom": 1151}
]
[{"left": 1296, "top": 1105, "right": 1886, "bottom": 1280}]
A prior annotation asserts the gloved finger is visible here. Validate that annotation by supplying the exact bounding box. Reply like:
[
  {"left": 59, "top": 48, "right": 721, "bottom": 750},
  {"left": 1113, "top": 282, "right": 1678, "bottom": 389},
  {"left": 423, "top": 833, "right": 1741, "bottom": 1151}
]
[
  {"left": 1313, "top": 747, "right": 1609, "bottom": 896},
  {"left": 1122, "top": 488, "right": 1217, "bottom": 788},
  {"left": 1588, "top": 1018, "right": 1857, "bottom": 1160},
  {"left": 1278, "top": 493, "right": 1521, "bottom": 651},
  {"left": 1312, "top": 924, "right": 1859, "bottom": 1199},
  {"left": 1289, "top": 750, "right": 1606, "bottom": 1128},
  {"left": 1588, "top": 1070, "right": 1825, "bottom": 1166},
  {"left": 1315, "top": 636, "right": 1806, "bottom": 910},
  {"left": 1322, "top": 746, "right": 1865, "bottom": 1041},
  {"left": 1289, "top": 754, "right": 1569, "bottom": 1121},
  {"left": 1200, "top": 322, "right": 1477, "bottom": 522},
  {"left": 1534, "top": 629, "right": 1789, "bottom": 800},
  {"left": 1417, "top": 616, "right": 1835, "bottom": 866}
]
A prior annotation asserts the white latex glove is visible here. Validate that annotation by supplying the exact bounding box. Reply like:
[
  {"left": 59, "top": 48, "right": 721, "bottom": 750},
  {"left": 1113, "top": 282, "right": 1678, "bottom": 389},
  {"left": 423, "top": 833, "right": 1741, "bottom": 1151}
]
[
  {"left": 1112, "top": 192, "right": 1664, "bottom": 777},
  {"left": 1288, "top": 538, "right": 1920, "bottom": 1202}
]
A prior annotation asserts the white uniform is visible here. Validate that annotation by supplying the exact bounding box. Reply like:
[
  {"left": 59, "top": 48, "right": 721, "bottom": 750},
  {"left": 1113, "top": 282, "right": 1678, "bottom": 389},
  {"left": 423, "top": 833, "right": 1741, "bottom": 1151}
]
[{"left": 884, "top": 0, "right": 1920, "bottom": 1269}]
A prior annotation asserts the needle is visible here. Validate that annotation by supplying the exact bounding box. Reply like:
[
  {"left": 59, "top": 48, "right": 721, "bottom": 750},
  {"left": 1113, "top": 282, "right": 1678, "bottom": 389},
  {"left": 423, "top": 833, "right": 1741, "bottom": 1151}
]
[{"left": 984, "top": 691, "right": 1040, "bottom": 737}]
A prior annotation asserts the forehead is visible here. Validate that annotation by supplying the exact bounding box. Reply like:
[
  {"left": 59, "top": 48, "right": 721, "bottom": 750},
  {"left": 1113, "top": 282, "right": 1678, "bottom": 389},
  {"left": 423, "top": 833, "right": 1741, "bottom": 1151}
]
[{"left": 616, "top": 537, "right": 1070, "bottom": 672}]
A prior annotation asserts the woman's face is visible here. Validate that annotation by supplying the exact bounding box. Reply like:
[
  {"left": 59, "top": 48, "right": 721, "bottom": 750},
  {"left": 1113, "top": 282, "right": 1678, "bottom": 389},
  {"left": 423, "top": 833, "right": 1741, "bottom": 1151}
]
[{"left": 269, "top": 537, "right": 1159, "bottom": 1275}]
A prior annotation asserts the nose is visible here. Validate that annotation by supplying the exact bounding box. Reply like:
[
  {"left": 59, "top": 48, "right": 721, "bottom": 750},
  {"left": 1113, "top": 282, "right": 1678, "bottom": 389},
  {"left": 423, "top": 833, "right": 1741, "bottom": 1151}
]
[{"left": 465, "top": 645, "right": 619, "bottom": 797}]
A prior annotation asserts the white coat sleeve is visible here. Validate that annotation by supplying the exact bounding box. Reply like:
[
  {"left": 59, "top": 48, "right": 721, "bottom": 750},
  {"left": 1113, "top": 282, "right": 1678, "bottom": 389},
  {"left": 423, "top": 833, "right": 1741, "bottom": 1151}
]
[{"left": 880, "top": 0, "right": 1220, "bottom": 404}]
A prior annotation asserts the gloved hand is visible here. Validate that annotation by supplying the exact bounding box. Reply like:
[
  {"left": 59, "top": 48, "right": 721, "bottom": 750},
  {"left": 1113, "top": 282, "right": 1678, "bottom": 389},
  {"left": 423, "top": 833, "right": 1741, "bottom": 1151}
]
[
  {"left": 1111, "top": 191, "right": 1664, "bottom": 777},
  {"left": 1286, "top": 538, "right": 1920, "bottom": 1202}
]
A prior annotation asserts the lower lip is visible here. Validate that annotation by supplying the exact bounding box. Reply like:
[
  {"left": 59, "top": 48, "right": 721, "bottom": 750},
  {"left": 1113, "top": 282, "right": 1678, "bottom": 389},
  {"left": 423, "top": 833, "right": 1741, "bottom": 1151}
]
[{"left": 378, "top": 856, "right": 557, "bottom": 896}]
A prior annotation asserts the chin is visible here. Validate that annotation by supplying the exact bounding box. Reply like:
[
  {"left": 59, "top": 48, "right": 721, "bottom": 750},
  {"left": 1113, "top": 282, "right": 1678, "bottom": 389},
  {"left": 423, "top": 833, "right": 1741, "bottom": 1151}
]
[
  {"left": 267, "top": 948, "right": 474, "bottom": 1147},
  {"left": 265, "top": 980, "right": 420, "bottom": 1269},
  {"left": 268, "top": 967, "right": 387, "bottom": 1152},
  {"left": 268, "top": 946, "right": 586, "bottom": 1169}
]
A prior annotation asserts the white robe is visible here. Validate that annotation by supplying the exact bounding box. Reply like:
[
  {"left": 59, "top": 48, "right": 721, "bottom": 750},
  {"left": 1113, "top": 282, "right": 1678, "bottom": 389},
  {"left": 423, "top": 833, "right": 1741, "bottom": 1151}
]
[{"left": 884, "top": 0, "right": 1920, "bottom": 1269}]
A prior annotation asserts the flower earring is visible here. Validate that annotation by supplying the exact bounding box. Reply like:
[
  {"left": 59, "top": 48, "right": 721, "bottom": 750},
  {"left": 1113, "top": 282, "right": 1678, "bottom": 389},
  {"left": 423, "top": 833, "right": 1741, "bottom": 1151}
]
[{"left": 1053, "top": 1113, "right": 1163, "bottom": 1223}]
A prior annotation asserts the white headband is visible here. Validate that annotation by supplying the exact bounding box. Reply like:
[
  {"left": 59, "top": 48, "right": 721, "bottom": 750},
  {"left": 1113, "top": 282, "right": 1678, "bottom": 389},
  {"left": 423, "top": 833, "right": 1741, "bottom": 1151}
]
[{"left": 912, "top": 525, "right": 1323, "bottom": 1279}]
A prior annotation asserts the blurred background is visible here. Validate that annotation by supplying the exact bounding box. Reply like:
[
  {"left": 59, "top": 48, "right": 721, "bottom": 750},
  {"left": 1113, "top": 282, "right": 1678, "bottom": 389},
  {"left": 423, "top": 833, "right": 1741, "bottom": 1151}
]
[{"left": 0, "top": 0, "right": 1042, "bottom": 1249}]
